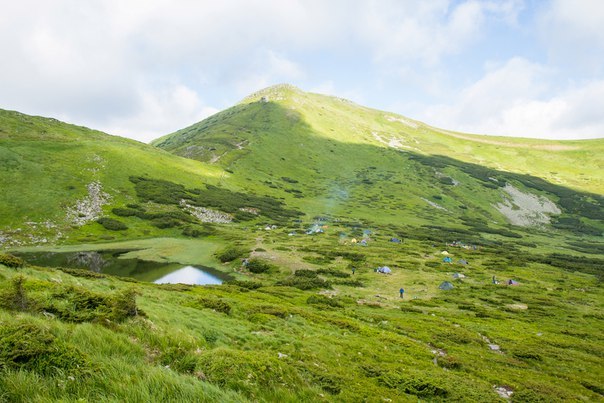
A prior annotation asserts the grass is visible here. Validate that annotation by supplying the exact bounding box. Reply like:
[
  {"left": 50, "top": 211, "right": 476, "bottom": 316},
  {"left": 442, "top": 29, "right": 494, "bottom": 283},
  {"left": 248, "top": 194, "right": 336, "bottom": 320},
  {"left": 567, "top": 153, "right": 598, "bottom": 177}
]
[
  {"left": 0, "top": 85, "right": 603, "bottom": 401},
  {"left": 0, "top": 231, "right": 602, "bottom": 401}
]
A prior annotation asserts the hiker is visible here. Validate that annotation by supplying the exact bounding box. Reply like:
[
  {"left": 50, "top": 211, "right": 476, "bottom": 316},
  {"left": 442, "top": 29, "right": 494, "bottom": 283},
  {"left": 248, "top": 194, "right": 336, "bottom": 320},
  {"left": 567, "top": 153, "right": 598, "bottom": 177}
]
[
  {"left": 351, "top": 267, "right": 356, "bottom": 275},
  {"left": 492, "top": 275, "right": 497, "bottom": 284},
  {"left": 399, "top": 288, "right": 405, "bottom": 298}
]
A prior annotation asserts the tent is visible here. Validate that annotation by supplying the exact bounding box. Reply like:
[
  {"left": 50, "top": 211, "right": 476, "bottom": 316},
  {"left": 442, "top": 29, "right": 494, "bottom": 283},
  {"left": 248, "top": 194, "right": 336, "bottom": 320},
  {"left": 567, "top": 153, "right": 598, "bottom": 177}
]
[
  {"left": 452, "top": 273, "right": 465, "bottom": 279},
  {"left": 439, "top": 281, "right": 455, "bottom": 290},
  {"left": 441, "top": 251, "right": 450, "bottom": 255},
  {"left": 442, "top": 256, "right": 453, "bottom": 263},
  {"left": 390, "top": 238, "right": 402, "bottom": 243},
  {"left": 360, "top": 240, "right": 368, "bottom": 246},
  {"left": 507, "top": 279, "right": 520, "bottom": 286},
  {"left": 458, "top": 259, "right": 469, "bottom": 265},
  {"left": 351, "top": 238, "right": 358, "bottom": 244},
  {"left": 377, "top": 266, "right": 392, "bottom": 274}
]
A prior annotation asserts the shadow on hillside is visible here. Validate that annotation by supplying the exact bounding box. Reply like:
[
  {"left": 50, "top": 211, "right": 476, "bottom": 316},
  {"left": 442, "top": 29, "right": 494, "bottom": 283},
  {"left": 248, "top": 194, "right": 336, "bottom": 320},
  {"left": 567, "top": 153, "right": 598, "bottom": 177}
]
[{"left": 154, "top": 101, "right": 604, "bottom": 241}]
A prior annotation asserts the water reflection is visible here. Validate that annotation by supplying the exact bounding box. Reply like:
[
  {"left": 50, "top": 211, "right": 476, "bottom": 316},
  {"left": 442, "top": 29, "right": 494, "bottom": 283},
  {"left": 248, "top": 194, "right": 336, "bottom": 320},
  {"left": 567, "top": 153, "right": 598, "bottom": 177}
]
[
  {"left": 154, "top": 266, "right": 224, "bottom": 285},
  {"left": 13, "top": 250, "right": 229, "bottom": 285}
]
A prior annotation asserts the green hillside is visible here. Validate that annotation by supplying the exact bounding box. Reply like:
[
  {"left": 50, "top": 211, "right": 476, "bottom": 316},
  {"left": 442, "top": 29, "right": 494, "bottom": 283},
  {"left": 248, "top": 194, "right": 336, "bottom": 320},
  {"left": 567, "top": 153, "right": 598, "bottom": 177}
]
[
  {"left": 154, "top": 84, "right": 604, "bottom": 247},
  {"left": 0, "top": 86, "right": 603, "bottom": 401},
  {"left": 0, "top": 109, "right": 231, "bottom": 246}
]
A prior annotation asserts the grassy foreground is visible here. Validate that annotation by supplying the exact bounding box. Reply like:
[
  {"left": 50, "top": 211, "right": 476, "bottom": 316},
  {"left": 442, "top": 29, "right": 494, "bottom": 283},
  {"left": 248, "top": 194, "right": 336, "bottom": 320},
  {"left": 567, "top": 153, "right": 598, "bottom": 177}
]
[{"left": 1, "top": 228, "right": 602, "bottom": 402}]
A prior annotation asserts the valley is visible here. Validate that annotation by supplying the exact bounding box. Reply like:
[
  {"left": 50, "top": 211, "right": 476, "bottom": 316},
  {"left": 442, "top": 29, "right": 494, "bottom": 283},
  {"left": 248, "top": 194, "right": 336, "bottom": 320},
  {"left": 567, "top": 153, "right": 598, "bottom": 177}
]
[{"left": 0, "top": 85, "right": 602, "bottom": 402}]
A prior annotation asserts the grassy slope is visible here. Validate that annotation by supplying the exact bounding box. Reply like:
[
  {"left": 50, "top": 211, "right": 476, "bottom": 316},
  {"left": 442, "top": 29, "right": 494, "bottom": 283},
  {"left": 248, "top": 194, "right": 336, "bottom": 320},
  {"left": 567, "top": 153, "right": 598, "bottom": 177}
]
[
  {"left": 154, "top": 84, "right": 604, "bottom": 195},
  {"left": 1, "top": 247, "right": 602, "bottom": 401},
  {"left": 0, "top": 87, "right": 603, "bottom": 401},
  {"left": 0, "top": 109, "right": 224, "bottom": 244},
  {"left": 153, "top": 84, "right": 604, "bottom": 247}
]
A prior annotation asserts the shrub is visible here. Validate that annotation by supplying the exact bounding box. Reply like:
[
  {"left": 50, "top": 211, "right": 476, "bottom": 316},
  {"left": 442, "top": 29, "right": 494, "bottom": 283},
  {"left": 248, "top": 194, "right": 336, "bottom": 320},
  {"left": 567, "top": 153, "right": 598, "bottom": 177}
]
[
  {"left": 97, "top": 217, "right": 128, "bottom": 231},
  {"left": 334, "top": 279, "right": 365, "bottom": 287},
  {"left": 294, "top": 269, "right": 317, "bottom": 278},
  {"left": 0, "top": 320, "right": 89, "bottom": 376},
  {"left": 317, "top": 268, "right": 351, "bottom": 278},
  {"left": 191, "top": 297, "right": 232, "bottom": 315},
  {"left": 306, "top": 294, "right": 343, "bottom": 308},
  {"left": 278, "top": 276, "right": 331, "bottom": 290},
  {"left": 0, "top": 275, "right": 31, "bottom": 311},
  {"left": 216, "top": 246, "right": 247, "bottom": 263},
  {"left": 247, "top": 259, "right": 274, "bottom": 274},
  {"left": 111, "top": 207, "right": 139, "bottom": 217},
  {"left": 111, "top": 288, "right": 142, "bottom": 321},
  {"left": 511, "top": 348, "right": 543, "bottom": 361},
  {"left": 226, "top": 280, "right": 263, "bottom": 290},
  {"left": 44, "top": 286, "right": 111, "bottom": 322},
  {"left": 0, "top": 253, "right": 25, "bottom": 268},
  {"left": 150, "top": 217, "right": 180, "bottom": 229},
  {"left": 58, "top": 267, "right": 106, "bottom": 279},
  {"left": 248, "top": 304, "right": 290, "bottom": 318},
  {"left": 379, "top": 371, "right": 448, "bottom": 397},
  {"left": 196, "top": 348, "right": 305, "bottom": 397},
  {"left": 182, "top": 226, "right": 201, "bottom": 237}
]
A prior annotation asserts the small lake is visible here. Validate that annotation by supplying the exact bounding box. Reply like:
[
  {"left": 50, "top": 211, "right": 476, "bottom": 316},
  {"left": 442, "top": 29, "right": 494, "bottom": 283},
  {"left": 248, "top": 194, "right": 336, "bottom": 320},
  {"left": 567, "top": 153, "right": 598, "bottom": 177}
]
[{"left": 13, "top": 250, "right": 230, "bottom": 285}]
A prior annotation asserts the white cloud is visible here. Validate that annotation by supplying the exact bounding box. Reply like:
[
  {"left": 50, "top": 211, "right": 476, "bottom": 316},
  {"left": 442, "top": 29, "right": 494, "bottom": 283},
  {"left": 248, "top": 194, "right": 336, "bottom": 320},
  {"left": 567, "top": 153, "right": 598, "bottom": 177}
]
[
  {"left": 102, "top": 83, "right": 218, "bottom": 142},
  {"left": 540, "top": 0, "right": 604, "bottom": 74},
  {"left": 421, "top": 58, "right": 604, "bottom": 139},
  {"left": 0, "top": 0, "right": 601, "bottom": 141},
  {"left": 359, "top": 0, "right": 523, "bottom": 66}
]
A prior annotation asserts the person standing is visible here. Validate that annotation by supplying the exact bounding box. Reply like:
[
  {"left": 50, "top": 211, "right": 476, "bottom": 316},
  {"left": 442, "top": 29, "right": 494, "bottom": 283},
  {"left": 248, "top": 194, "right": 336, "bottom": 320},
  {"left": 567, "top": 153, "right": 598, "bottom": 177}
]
[{"left": 399, "top": 288, "right": 405, "bottom": 298}]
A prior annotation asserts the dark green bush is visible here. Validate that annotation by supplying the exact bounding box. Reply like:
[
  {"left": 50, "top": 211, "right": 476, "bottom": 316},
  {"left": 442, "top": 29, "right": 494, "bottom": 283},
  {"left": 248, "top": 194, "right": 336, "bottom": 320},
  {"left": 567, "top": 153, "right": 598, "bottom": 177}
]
[
  {"left": 379, "top": 371, "right": 448, "bottom": 397},
  {"left": 306, "top": 294, "right": 343, "bottom": 308},
  {"left": 182, "top": 226, "right": 201, "bottom": 237},
  {"left": 111, "top": 288, "right": 142, "bottom": 321},
  {"left": 42, "top": 286, "right": 142, "bottom": 323},
  {"left": 97, "top": 217, "right": 128, "bottom": 231},
  {"left": 0, "top": 253, "right": 24, "bottom": 268},
  {"left": 278, "top": 276, "right": 331, "bottom": 290},
  {"left": 44, "top": 286, "right": 110, "bottom": 322},
  {"left": 58, "top": 267, "right": 106, "bottom": 279},
  {"left": 225, "top": 280, "right": 263, "bottom": 290},
  {"left": 0, "top": 320, "right": 89, "bottom": 376},
  {"left": 0, "top": 275, "right": 31, "bottom": 311},
  {"left": 196, "top": 348, "right": 306, "bottom": 397},
  {"left": 215, "top": 246, "right": 247, "bottom": 263},
  {"left": 247, "top": 259, "right": 274, "bottom": 274},
  {"left": 191, "top": 297, "right": 232, "bottom": 315},
  {"left": 333, "top": 279, "right": 365, "bottom": 287},
  {"left": 112, "top": 207, "right": 139, "bottom": 217},
  {"left": 316, "top": 268, "right": 351, "bottom": 278},
  {"left": 294, "top": 269, "right": 317, "bottom": 278},
  {"left": 248, "top": 304, "right": 290, "bottom": 318},
  {"left": 150, "top": 217, "right": 181, "bottom": 229},
  {"left": 511, "top": 348, "right": 543, "bottom": 361}
]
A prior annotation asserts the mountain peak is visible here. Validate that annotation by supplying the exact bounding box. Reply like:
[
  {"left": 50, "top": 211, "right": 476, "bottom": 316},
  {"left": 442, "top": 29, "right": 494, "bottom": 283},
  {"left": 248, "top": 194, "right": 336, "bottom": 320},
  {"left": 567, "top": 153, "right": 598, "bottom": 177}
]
[{"left": 240, "top": 83, "right": 302, "bottom": 104}]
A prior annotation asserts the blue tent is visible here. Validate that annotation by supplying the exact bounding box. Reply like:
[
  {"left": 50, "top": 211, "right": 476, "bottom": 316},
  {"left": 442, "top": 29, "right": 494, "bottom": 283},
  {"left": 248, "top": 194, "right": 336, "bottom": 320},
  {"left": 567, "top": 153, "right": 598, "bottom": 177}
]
[
  {"left": 458, "top": 259, "right": 468, "bottom": 265},
  {"left": 439, "top": 281, "right": 455, "bottom": 290},
  {"left": 377, "top": 266, "right": 392, "bottom": 274},
  {"left": 390, "top": 238, "right": 402, "bottom": 243},
  {"left": 442, "top": 257, "right": 453, "bottom": 263}
]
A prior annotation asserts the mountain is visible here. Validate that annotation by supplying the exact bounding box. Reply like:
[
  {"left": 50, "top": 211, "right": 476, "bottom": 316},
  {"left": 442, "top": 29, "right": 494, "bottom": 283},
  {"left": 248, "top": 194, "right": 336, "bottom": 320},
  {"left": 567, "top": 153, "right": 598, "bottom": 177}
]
[
  {"left": 0, "top": 108, "right": 225, "bottom": 246},
  {"left": 154, "top": 84, "right": 604, "bottom": 246},
  {"left": 1, "top": 86, "right": 603, "bottom": 401}
]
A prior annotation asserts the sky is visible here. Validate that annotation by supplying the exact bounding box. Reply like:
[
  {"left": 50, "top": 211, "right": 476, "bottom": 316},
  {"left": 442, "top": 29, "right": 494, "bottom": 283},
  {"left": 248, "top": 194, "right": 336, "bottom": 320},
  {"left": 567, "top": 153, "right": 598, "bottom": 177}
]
[{"left": 1, "top": 0, "right": 603, "bottom": 142}]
